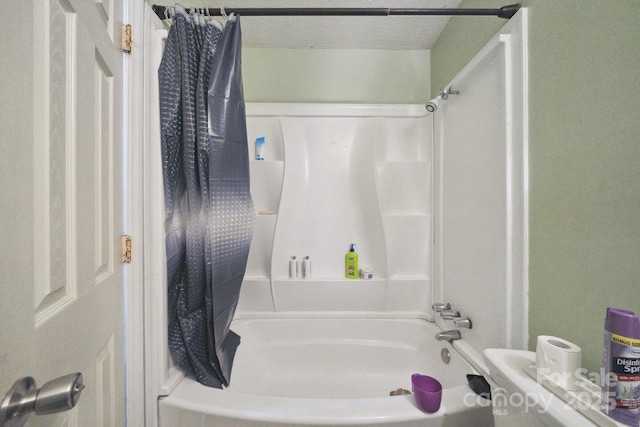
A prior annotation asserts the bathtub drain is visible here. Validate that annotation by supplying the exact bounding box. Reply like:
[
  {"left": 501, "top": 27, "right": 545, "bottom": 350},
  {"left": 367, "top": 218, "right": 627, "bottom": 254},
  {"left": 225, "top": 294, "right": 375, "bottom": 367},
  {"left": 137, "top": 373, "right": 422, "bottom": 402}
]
[{"left": 441, "top": 348, "right": 451, "bottom": 364}]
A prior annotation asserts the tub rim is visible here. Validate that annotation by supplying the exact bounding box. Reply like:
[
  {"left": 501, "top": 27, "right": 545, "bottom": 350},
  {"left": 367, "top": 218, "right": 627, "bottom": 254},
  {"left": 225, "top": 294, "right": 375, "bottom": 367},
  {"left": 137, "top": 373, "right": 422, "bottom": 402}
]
[
  {"left": 158, "top": 315, "right": 490, "bottom": 425},
  {"left": 159, "top": 375, "right": 485, "bottom": 425}
]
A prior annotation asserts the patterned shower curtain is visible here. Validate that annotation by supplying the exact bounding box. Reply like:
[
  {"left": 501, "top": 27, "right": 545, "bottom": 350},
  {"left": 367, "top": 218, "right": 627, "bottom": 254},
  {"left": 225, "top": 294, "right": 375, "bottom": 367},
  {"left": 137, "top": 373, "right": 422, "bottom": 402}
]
[{"left": 158, "top": 6, "right": 254, "bottom": 388}]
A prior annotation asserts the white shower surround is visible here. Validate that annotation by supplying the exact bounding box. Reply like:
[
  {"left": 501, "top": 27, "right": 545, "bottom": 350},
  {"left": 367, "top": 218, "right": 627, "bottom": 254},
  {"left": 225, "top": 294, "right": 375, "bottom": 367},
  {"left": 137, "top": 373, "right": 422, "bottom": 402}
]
[{"left": 239, "top": 103, "right": 434, "bottom": 315}]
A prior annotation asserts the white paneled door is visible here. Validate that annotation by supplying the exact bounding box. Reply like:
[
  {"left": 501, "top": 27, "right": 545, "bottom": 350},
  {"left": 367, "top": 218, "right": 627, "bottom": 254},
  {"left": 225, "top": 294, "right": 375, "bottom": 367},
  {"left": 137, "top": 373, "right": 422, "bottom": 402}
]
[{"left": 0, "top": 0, "right": 125, "bottom": 426}]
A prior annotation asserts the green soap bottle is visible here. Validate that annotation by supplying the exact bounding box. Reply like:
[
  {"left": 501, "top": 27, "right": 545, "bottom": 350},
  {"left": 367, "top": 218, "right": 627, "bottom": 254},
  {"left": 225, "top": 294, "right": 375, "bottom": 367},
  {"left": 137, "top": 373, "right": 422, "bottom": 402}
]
[{"left": 345, "top": 244, "right": 358, "bottom": 279}]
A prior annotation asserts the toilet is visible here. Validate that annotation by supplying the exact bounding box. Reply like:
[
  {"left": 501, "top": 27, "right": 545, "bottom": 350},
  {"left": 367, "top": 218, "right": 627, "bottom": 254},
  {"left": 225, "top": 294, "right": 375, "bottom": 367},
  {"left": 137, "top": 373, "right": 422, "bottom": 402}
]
[{"left": 483, "top": 348, "right": 626, "bottom": 426}]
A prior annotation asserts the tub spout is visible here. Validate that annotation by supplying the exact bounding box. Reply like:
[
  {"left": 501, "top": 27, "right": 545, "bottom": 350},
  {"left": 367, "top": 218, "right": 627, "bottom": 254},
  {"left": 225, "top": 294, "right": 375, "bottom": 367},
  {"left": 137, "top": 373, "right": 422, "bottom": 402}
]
[
  {"left": 435, "top": 330, "right": 461, "bottom": 341},
  {"left": 453, "top": 317, "right": 472, "bottom": 329}
]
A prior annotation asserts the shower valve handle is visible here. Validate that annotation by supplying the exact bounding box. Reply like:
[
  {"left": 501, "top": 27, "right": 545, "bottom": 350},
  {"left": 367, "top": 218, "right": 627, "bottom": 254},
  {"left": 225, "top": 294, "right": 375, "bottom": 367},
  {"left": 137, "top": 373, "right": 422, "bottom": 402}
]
[
  {"left": 440, "top": 310, "right": 461, "bottom": 320},
  {"left": 432, "top": 303, "right": 451, "bottom": 312}
]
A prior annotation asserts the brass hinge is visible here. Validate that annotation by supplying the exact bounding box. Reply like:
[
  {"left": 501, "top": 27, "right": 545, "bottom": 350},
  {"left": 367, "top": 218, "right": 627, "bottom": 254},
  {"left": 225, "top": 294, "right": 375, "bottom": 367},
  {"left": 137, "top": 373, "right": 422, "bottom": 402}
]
[
  {"left": 121, "top": 235, "right": 132, "bottom": 263},
  {"left": 122, "top": 24, "right": 132, "bottom": 53}
]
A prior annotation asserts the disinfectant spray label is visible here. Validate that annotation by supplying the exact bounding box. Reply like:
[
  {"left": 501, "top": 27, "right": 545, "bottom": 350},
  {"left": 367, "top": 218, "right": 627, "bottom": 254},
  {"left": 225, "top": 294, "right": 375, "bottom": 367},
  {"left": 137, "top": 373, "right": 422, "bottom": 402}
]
[{"left": 604, "top": 333, "right": 640, "bottom": 426}]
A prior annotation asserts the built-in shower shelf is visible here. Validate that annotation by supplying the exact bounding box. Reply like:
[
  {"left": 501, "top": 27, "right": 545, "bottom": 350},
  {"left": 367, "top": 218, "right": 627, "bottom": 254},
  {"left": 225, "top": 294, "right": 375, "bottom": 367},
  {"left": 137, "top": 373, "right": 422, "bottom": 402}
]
[
  {"left": 388, "top": 276, "right": 430, "bottom": 281},
  {"left": 241, "top": 277, "right": 427, "bottom": 284},
  {"left": 273, "top": 277, "right": 387, "bottom": 283},
  {"left": 250, "top": 161, "right": 284, "bottom": 216},
  {"left": 272, "top": 279, "right": 388, "bottom": 311}
]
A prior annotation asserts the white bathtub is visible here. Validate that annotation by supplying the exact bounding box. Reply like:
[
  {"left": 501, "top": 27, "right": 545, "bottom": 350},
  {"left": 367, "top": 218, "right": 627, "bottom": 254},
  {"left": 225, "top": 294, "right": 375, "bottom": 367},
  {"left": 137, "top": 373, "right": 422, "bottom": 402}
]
[{"left": 158, "top": 317, "right": 493, "bottom": 426}]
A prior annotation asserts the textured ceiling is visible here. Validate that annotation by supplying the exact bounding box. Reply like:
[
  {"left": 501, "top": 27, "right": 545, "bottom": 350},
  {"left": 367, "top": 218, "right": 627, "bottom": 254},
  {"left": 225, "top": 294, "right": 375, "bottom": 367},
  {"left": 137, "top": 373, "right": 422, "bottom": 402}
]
[{"left": 149, "top": 0, "right": 463, "bottom": 49}]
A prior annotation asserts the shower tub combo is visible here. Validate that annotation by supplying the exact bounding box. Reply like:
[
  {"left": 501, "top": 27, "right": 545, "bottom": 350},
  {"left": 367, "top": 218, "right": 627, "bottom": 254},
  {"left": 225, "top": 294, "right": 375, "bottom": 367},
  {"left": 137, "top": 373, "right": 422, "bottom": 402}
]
[
  {"left": 159, "top": 317, "right": 492, "bottom": 426},
  {"left": 148, "top": 4, "right": 528, "bottom": 423},
  {"left": 150, "top": 104, "right": 494, "bottom": 426}
]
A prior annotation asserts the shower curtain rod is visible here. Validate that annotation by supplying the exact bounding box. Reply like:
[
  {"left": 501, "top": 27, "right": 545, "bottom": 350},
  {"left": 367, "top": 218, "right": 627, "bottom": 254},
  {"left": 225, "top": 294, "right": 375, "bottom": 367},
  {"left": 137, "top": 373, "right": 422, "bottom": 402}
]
[{"left": 152, "top": 4, "right": 520, "bottom": 20}]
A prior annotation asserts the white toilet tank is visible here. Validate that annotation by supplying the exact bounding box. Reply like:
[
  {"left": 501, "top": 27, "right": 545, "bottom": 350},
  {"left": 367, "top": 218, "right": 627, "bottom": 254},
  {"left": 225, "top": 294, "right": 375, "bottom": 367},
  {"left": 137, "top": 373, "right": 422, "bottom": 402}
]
[{"left": 484, "top": 349, "right": 610, "bottom": 427}]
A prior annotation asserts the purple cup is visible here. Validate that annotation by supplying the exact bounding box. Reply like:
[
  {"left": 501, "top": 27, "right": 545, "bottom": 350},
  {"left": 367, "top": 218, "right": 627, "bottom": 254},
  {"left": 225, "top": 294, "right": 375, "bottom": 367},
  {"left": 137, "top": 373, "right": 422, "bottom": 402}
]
[{"left": 412, "top": 373, "right": 443, "bottom": 413}]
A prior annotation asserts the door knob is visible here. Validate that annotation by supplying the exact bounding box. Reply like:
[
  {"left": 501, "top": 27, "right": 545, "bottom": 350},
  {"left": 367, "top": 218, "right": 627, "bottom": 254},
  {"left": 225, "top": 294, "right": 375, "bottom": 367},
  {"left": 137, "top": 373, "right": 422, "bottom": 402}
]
[{"left": 0, "top": 373, "right": 84, "bottom": 427}]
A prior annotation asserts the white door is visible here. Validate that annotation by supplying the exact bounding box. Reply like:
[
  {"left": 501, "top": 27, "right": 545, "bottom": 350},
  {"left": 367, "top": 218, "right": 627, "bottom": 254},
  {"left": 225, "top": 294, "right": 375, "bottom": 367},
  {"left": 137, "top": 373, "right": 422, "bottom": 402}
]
[{"left": 0, "top": 0, "right": 125, "bottom": 425}]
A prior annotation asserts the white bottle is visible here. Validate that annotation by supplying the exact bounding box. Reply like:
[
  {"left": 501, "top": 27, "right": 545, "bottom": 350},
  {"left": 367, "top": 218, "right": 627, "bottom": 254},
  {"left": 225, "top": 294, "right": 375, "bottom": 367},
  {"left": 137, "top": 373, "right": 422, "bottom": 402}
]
[
  {"left": 289, "top": 256, "right": 298, "bottom": 278},
  {"left": 302, "top": 256, "right": 311, "bottom": 278},
  {"left": 359, "top": 267, "right": 373, "bottom": 280}
]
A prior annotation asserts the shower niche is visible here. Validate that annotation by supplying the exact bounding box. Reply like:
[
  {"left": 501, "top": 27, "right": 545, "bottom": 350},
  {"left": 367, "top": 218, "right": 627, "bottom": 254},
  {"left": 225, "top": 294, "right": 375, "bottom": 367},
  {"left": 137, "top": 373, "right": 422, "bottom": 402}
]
[{"left": 239, "top": 104, "right": 433, "bottom": 314}]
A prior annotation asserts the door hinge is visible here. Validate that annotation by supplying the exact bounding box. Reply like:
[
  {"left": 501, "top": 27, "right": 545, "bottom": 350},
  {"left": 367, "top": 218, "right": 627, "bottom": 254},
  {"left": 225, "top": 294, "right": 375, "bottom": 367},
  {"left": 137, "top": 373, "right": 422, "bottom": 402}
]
[
  {"left": 122, "top": 24, "right": 132, "bottom": 53},
  {"left": 121, "top": 235, "right": 132, "bottom": 263}
]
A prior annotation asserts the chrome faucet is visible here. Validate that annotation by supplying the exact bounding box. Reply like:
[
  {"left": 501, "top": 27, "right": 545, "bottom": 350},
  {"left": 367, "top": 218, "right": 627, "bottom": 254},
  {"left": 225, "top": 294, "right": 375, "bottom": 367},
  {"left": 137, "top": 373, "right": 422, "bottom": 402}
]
[
  {"left": 432, "top": 303, "right": 451, "bottom": 312},
  {"left": 435, "top": 330, "right": 462, "bottom": 341},
  {"left": 453, "top": 317, "right": 473, "bottom": 329},
  {"left": 440, "top": 309, "right": 461, "bottom": 320}
]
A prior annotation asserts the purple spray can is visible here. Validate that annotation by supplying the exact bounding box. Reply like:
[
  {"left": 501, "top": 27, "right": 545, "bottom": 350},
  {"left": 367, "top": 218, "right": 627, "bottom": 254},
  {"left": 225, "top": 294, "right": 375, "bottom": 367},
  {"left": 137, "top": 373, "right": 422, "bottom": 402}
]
[{"left": 602, "top": 307, "right": 640, "bottom": 426}]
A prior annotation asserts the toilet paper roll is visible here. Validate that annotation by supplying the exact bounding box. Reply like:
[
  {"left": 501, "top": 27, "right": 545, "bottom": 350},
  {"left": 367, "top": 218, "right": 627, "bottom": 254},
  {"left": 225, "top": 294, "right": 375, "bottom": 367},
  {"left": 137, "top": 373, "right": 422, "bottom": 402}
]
[{"left": 535, "top": 335, "right": 582, "bottom": 391}]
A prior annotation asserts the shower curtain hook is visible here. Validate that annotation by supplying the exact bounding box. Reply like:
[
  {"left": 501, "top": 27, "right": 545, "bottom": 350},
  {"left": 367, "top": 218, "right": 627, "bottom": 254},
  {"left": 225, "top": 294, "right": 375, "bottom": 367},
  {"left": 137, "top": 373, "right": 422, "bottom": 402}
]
[
  {"left": 220, "top": 7, "right": 236, "bottom": 23},
  {"left": 171, "top": 4, "right": 188, "bottom": 19}
]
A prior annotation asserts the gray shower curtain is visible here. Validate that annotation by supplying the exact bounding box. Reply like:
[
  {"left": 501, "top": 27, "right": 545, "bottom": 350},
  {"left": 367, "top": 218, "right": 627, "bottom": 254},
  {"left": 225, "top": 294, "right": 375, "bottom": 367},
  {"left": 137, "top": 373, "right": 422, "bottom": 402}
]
[{"left": 158, "top": 7, "right": 254, "bottom": 388}]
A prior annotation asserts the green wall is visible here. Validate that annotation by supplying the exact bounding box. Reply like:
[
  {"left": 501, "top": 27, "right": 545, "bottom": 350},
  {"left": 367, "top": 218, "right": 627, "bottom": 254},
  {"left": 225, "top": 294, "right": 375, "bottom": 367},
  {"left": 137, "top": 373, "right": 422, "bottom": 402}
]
[
  {"left": 432, "top": 0, "right": 640, "bottom": 374},
  {"left": 242, "top": 48, "right": 430, "bottom": 103}
]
